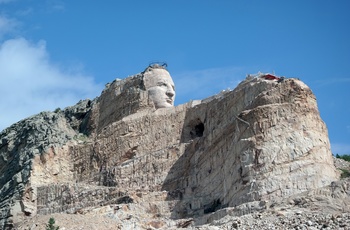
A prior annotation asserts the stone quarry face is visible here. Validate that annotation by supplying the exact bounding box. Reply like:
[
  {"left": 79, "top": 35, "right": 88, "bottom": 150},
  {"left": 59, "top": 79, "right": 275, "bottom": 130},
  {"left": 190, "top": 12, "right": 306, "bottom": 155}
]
[
  {"left": 0, "top": 69, "right": 341, "bottom": 229},
  {"left": 143, "top": 67, "right": 175, "bottom": 108}
]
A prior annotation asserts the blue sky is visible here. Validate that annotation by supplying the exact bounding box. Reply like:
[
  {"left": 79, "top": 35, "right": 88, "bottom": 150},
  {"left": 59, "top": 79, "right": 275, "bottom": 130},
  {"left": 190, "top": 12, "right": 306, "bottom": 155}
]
[{"left": 0, "top": 0, "right": 349, "bottom": 154}]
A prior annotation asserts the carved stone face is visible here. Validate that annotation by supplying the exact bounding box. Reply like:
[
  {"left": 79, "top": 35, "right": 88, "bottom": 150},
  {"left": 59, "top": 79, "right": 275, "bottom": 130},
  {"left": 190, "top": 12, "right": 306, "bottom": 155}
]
[{"left": 143, "top": 68, "right": 175, "bottom": 109}]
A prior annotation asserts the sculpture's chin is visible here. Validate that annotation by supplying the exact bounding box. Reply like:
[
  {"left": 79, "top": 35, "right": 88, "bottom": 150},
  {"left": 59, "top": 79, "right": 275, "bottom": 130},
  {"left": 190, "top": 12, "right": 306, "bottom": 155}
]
[
  {"left": 165, "top": 103, "right": 174, "bottom": 107},
  {"left": 155, "top": 102, "right": 174, "bottom": 109}
]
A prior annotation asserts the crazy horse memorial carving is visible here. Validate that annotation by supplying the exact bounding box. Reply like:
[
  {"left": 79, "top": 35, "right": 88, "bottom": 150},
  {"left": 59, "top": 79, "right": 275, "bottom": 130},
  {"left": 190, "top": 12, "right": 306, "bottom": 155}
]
[{"left": 0, "top": 64, "right": 343, "bottom": 229}]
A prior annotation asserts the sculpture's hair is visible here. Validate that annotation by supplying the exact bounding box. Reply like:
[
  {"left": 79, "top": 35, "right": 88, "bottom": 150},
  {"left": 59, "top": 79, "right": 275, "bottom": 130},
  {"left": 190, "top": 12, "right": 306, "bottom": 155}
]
[{"left": 142, "top": 62, "right": 168, "bottom": 75}]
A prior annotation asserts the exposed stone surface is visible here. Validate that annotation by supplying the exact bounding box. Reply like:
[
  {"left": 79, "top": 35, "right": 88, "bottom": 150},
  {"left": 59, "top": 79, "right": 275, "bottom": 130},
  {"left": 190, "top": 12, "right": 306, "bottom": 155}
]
[
  {"left": 334, "top": 156, "right": 350, "bottom": 171},
  {"left": 0, "top": 99, "right": 93, "bottom": 228},
  {"left": 0, "top": 67, "right": 348, "bottom": 229},
  {"left": 14, "top": 177, "right": 350, "bottom": 229}
]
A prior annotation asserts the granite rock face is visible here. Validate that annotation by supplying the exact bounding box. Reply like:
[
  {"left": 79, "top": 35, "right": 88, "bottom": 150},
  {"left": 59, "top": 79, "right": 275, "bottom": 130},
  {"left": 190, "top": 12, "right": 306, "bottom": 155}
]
[
  {"left": 0, "top": 68, "right": 342, "bottom": 229},
  {"left": 0, "top": 99, "right": 93, "bottom": 228}
]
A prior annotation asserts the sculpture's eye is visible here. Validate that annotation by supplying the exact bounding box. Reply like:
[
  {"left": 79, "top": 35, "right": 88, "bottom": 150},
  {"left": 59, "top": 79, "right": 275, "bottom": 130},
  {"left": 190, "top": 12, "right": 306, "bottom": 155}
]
[{"left": 157, "top": 82, "right": 168, "bottom": 87}]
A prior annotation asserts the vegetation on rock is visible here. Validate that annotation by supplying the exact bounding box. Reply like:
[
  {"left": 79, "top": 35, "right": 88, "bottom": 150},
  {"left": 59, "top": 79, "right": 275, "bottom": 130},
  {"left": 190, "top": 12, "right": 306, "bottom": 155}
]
[
  {"left": 336, "top": 154, "right": 350, "bottom": 162},
  {"left": 336, "top": 154, "right": 350, "bottom": 178},
  {"left": 46, "top": 217, "right": 59, "bottom": 230},
  {"left": 340, "top": 169, "right": 350, "bottom": 178}
]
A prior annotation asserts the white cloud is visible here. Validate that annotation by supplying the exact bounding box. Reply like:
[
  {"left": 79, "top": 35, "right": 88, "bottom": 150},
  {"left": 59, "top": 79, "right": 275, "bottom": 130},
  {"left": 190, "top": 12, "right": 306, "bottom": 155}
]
[
  {"left": 172, "top": 66, "right": 245, "bottom": 105},
  {"left": 331, "top": 143, "right": 350, "bottom": 155},
  {"left": 0, "top": 38, "right": 103, "bottom": 131},
  {"left": 0, "top": 15, "right": 18, "bottom": 39}
]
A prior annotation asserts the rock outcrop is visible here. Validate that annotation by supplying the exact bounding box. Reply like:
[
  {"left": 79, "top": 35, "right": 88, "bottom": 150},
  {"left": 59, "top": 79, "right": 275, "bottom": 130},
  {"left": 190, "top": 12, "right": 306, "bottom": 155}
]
[{"left": 0, "top": 66, "right": 345, "bottom": 229}]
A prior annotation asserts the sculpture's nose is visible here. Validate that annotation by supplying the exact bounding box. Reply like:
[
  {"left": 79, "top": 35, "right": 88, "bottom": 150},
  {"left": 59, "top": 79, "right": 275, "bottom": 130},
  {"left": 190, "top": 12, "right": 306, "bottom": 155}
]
[{"left": 166, "top": 87, "right": 175, "bottom": 98}]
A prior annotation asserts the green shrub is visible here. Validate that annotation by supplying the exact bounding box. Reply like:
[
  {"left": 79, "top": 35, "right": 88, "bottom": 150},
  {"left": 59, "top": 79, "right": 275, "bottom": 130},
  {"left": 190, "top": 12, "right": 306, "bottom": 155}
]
[
  {"left": 54, "top": 108, "right": 61, "bottom": 113},
  {"left": 335, "top": 154, "right": 350, "bottom": 162},
  {"left": 340, "top": 169, "right": 350, "bottom": 179},
  {"left": 46, "top": 217, "right": 59, "bottom": 230}
]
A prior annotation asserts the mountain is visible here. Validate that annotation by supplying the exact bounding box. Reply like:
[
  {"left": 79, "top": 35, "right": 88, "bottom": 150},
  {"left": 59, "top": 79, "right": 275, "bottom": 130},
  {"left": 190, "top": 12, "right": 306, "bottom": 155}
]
[{"left": 0, "top": 66, "right": 349, "bottom": 229}]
